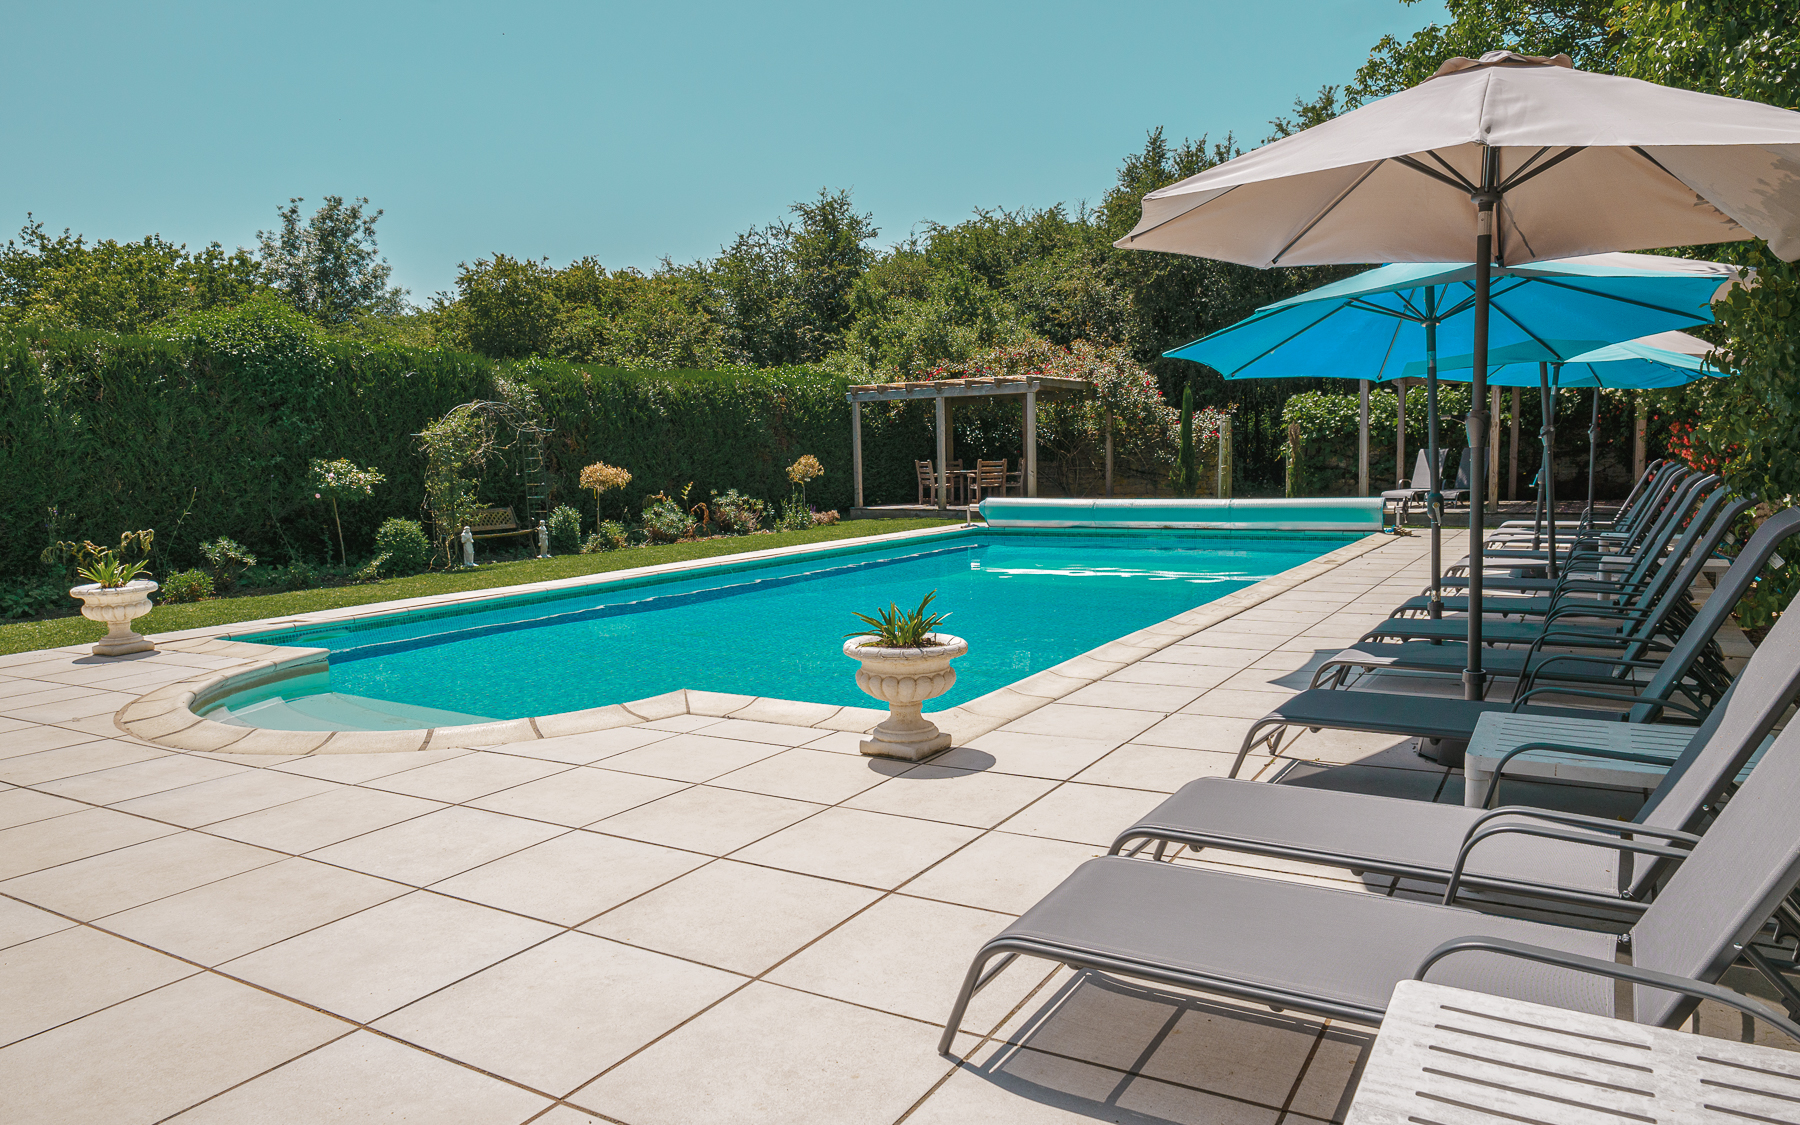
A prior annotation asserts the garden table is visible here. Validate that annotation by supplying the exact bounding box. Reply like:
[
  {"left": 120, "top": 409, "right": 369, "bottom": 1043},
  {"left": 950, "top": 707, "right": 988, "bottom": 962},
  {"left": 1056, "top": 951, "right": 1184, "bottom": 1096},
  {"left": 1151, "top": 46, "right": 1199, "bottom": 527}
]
[{"left": 1346, "top": 978, "right": 1800, "bottom": 1124}]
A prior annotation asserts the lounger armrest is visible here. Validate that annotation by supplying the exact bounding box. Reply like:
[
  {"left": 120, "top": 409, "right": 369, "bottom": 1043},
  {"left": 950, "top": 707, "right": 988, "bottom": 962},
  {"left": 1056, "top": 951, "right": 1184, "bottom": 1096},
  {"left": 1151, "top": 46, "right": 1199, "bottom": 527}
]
[
  {"left": 1443, "top": 823, "right": 1694, "bottom": 905},
  {"left": 1509, "top": 686, "right": 1703, "bottom": 723},
  {"left": 1521, "top": 654, "right": 1660, "bottom": 688},
  {"left": 1480, "top": 742, "right": 1696, "bottom": 808},
  {"left": 1413, "top": 936, "right": 1800, "bottom": 1046},
  {"left": 1467, "top": 804, "right": 1702, "bottom": 845}
]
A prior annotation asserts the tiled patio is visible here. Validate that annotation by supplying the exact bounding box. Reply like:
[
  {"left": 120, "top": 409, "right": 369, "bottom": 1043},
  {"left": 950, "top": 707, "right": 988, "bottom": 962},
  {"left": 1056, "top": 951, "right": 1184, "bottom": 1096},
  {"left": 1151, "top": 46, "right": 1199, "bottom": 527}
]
[{"left": 0, "top": 532, "right": 1783, "bottom": 1124}]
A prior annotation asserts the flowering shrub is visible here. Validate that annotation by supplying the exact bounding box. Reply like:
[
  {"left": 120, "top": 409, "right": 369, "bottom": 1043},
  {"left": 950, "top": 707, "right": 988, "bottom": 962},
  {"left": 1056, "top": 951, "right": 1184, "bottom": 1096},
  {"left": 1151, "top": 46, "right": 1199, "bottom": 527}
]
[
  {"left": 161, "top": 569, "right": 214, "bottom": 603},
  {"left": 641, "top": 493, "right": 697, "bottom": 543},
  {"left": 583, "top": 521, "right": 631, "bottom": 552},
  {"left": 709, "top": 489, "right": 765, "bottom": 535},
  {"left": 307, "top": 458, "right": 385, "bottom": 565},
  {"left": 546, "top": 505, "right": 584, "bottom": 553}
]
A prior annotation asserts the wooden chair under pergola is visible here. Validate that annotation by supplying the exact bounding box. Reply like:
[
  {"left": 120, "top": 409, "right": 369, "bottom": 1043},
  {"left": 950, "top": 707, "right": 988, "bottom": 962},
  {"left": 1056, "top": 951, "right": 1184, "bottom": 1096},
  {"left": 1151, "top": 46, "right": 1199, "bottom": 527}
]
[{"left": 846, "top": 375, "right": 1093, "bottom": 512}]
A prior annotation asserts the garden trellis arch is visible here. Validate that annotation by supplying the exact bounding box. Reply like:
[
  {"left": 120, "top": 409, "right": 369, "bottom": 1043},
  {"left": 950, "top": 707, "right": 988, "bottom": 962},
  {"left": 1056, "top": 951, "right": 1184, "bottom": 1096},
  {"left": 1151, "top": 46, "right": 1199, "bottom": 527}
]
[{"left": 416, "top": 399, "right": 551, "bottom": 547}]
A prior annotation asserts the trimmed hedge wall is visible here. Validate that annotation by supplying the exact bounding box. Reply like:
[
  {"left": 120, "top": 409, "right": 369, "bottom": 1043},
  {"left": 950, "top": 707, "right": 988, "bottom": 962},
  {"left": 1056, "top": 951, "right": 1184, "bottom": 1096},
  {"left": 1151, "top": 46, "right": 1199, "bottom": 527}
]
[{"left": 0, "top": 303, "right": 931, "bottom": 579}]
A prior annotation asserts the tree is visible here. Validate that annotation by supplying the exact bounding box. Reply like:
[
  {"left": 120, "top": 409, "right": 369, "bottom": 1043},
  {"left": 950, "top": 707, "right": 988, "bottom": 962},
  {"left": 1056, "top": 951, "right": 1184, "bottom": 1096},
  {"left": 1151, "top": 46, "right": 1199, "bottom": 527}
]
[
  {"left": 0, "top": 217, "right": 260, "bottom": 333},
  {"left": 308, "top": 458, "right": 385, "bottom": 565},
  {"left": 445, "top": 253, "right": 561, "bottom": 359},
  {"left": 1170, "top": 382, "right": 1200, "bottom": 496},
  {"left": 258, "top": 196, "right": 408, "bottom": 325}
]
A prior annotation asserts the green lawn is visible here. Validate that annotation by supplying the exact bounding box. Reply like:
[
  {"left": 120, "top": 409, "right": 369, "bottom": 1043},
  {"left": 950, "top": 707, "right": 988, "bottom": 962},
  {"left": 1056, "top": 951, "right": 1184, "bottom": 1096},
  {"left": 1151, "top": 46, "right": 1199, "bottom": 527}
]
[{"left": 1, "top": 519, "right": 951, "bottom": 657}]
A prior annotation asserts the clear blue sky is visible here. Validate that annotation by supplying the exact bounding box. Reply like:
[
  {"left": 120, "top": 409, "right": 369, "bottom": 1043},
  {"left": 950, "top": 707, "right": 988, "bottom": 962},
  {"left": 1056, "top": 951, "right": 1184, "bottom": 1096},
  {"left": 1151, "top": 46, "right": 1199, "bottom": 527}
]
[{"left": 0, "top": 1, "right": 1446, "bottom": 301}]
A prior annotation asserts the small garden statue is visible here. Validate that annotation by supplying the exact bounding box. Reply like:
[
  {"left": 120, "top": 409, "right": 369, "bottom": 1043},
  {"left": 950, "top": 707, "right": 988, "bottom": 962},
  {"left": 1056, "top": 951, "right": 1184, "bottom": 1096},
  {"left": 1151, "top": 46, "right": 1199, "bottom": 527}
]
[
  {"left": 460, "top": 525, "right": 476, "bottom": 568},
  {"left": 537, "top": 520, "right": 550, "bottom": 558}
]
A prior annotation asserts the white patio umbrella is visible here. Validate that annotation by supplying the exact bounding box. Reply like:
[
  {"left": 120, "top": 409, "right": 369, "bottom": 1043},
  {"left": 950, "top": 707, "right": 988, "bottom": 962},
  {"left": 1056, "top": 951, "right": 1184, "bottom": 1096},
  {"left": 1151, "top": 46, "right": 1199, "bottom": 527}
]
[{"left": 1117, "top": 50, "right": 1800, "bottom": 701}]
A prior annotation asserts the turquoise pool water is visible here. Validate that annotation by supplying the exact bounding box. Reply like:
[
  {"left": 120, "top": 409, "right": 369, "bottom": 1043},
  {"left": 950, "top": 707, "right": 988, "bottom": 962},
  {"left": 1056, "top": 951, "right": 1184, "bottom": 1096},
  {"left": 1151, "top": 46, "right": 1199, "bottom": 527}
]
[{"left": 211, "top": 529, "right": 1354, "bottom": 730}]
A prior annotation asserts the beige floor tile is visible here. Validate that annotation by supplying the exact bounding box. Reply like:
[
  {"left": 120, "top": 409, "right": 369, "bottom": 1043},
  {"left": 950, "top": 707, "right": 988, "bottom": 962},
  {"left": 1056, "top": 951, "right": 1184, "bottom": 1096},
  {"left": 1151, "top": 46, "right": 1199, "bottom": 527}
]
[
  {"left": 222, "top": 890, "right": 558, "bottom": 1022},
  {"left": 1141, "top": 645, "right": 1269, "bottom": 668},
  {"left": 1171, "top": 630, "right": 1285, "bottom": 650},
  {"left": 272, "top": 747, "right": 471, "bottom": 784},
  {"left": 903, "top": 831, "right": 1100, "bottom": 915},
  {"left": 204, "top": 786, "right": 445, "bottom": 853},
  {"left": 433, "top": 832, "right": 707, "bottom": 925},
  {"left": 583, "top": 859, "right": 880, "bottom": 975},
  {"left": 766, "top": 894, "right": 1043, "bottom": 1032},
  {"left": 1057, "top": 680, "right": 1203, "bottom": 713},
  {"left": 0, "top": 971, "right": 345, "bottom": 1125},
  {"left": 599, "top": 732, "right": 782, "bottom": 782},
  {"left": 466, "top": 766, "right": 687, "bottom": 826},
  {"left": 1216, "top": 666, "right": 1319, "bottom": 693},
  {"left": 368, "top": 751, "right": 570, "bottom": 803},
  {"left": 307, "top": 805, "right": 566, "bottom": 886},
  {"left": 4, "top": 926, "right": 196, "bottom": 1051},
  {"left": 0, "top": 897, "right": 73, "bottom": 950},
  {"left": 1181, "top": 688, "right": 1306, "bottom": 718},
  {"left": 376, "top": 931, "right": 742, "bottom": 1095},
  {"left": 34, "top": 754, "right": 249, "bottom": 805},
  {"left": 491, "top": 725, "right": 674, "bottom": 765},
  {"left": 533, "top": 1107, "right": 605, "bottom": 1124},
  {"left": 165, "top": 1029, "right": 552, "bottom": 1124},
  {"left": 4, "top": 690, "right": 140, "bottom": 725},
  {"left": 100, "top": 857, "right": 408, "bottom": 965},
  {"left": 1000, "top": 703, "right": 1165, "bottom": 744},
  {"left": 998, "top": 782, "right": 1168, "bottom": 847},
  {"left": 0, "top": 806, "right": 181, "bottom": 881},
  {"left": 846, "top": 765, "right": 1057, "bottom": 829},
  {"left": 1072, "top": 744, "right": 1238, "bottom": 793},
  {"left": 1283, "top": 1023, "right": 1375, "bottom": 1122},
  {"left": 730, "top": 806, "right": 980, "bottom": 888},
  {"left": 1104, "top": 661, "right": 1237, "bottom": 690},
  {"left": 0, "top": 740, "right": 166, "bottom": 785},
  {"left": 800, "top": 729, "right": 869, "bottom": 754},
  {"left": 111, "top": 769, "right": 339, "bottom": 828},
  {"left": 693, "top": 717, "right": 826, "bottom": 745},
  {"left": 710, "top": 747, "right": 902, "bottom": 804},
  {"left": 0, "top": 787, "right": 88, "bottom": 830},
  {"left": 0, "top": 724, "right": 101, "bottom": 760},
  {"left": 569, "top": 982, "right": 964, "bottom": 1125},
  {"left": 592, "top": 785, "right": 822, "bottom": 855},
  {"left": 937, "top": 732, "right": 1119, "bottom": 781},
  {"left": 1, "top": 832, "right": 281, "bottom": 919},
  {"left": 910, "top": 1041, "right": 1281, "bottom": 1125},
  {"left": 995, "top": 971, "right": 1326, "bottom": 1110},
  {"left": 1134, "top": 714, "right": 1260, "bottom": 754},
  {"left": 634, "top": 713, "right": 716, "bottom": 732}
]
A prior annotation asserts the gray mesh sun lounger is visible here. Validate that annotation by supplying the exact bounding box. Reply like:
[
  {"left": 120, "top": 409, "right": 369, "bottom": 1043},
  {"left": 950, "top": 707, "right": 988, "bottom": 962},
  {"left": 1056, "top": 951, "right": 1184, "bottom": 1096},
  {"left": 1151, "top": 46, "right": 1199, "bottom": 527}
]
[
  {"left": 940, "top": 715, "right": 1800, "bottom": 1055},
  {"left": 1306, "top": 504, "right": 1797, "bottom": 695},
  {"left": 1371, "top": 484, "right": 1741, "bottom": 645},
  {"left": 1396, "top": 474, "right": 1731, "bottom": 615},
  {"left": 1106, "top": 598, "right": 1800, "bottom": 913}
]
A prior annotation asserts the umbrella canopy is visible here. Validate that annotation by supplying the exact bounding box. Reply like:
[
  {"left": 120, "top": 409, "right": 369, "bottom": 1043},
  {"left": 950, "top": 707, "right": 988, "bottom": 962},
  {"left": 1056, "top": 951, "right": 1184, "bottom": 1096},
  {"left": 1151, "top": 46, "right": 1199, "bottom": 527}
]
[
  {"left": 1166, "top": 256, "right": 1736, "bottom": 379},
  {"left": 1115, "top": 49, "right": 1800, "bottom": 703},
  {"left": 1117, "top": 54, "right": 1800, "bottom": 266},
  {"left": 1405, "top": 330, "right": 1718, "bottom": 387}
]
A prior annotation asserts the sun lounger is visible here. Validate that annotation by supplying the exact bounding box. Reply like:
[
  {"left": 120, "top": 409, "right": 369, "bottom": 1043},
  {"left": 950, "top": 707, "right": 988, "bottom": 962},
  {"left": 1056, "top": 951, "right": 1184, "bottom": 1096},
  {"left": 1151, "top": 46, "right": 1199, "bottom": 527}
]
[
  {"left": 940, "top": 714, "right": 1800, "bottom": 1054},
  {"left": 1309, "top": 505, "right": 1796, "bottom": 693},
  {"left": 1106, "top": 599, "right": 1800, "bottom": 914},
  {"left": 1362, "top": 488, "right": 1746, "bottom": 646}
]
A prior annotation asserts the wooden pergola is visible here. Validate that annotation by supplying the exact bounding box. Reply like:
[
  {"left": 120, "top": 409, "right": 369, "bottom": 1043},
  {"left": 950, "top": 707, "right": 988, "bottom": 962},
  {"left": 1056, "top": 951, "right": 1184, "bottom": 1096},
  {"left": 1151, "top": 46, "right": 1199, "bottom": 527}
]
[{"left": 846, "top": 375, "right": 1093, "bottom": 510}]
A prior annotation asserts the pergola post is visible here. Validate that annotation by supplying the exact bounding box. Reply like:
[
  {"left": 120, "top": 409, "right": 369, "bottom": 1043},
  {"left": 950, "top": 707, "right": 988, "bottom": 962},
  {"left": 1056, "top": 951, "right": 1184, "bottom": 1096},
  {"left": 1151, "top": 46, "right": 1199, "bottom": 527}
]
[
  {"left": 1104, "top": 407, "right": 1114, "bottom": 498},
  {"left": 1394, "top": 378, "right": 1408, "bottom": 486},
  {"left": 850, "top": 399, "right": 864, "bottom": 509},
  {"left": 1357, "top": 379, "right": 1370, "bottom": 496},
  {"left": 1508, "top": 387, "right": 1520, "bottom": 501},
  {"left": 1633, "top": 394, "right": 1647, "bottom": 482},
  {"left": 934, "top": 393, "right": 948, "bottom": 511},
  {"left": 1487, "top": 385, "right": 1502, "bottom": 505},
  {"left": 1024, "top": 385, "right": 1038, "bottom": 498}
]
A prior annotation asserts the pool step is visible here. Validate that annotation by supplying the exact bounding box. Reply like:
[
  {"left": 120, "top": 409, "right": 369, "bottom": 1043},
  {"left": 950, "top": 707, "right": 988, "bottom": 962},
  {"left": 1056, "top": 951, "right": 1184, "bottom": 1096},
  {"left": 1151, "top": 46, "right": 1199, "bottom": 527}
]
[{"left": 211, "top": 692, "right": 494, "bottom": 732}]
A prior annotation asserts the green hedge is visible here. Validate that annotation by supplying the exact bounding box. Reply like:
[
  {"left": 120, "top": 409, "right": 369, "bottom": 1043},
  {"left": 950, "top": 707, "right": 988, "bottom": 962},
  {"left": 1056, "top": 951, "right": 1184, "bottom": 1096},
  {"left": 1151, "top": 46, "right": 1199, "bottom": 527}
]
[{"left": 0, "top": 302, "right": 934, "bottom": 579}]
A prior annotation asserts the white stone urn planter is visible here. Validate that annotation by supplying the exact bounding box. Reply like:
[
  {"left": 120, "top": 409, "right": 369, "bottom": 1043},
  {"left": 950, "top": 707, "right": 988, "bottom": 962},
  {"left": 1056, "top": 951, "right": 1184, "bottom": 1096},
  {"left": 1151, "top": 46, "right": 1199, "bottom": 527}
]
[
  {"left": 71, "top": 579, "right": 158, "bottom": 656},
  {"left": 844, "top": 633, "right": 967, "bottom": 760}
]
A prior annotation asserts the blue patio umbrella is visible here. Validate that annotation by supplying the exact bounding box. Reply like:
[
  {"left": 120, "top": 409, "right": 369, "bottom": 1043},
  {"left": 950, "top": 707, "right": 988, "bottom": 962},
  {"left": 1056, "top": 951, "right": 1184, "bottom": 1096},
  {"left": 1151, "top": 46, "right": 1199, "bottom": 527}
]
[
  {"left": 1166, "top": 256, "right": 1735, "bottom": 614},
  {"left": 1407, "top": 330, "right": 1721, "bottom": 556}
]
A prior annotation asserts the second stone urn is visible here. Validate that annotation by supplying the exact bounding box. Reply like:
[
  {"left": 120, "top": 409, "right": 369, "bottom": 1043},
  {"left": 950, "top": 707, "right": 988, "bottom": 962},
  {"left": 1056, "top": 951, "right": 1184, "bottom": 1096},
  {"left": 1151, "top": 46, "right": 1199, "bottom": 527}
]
[
  {"left": 844, "top": 633, "right": 967, "bottom": 761},
  {"left": 70, "top": 579, "right": 159, "bottom": 657}
]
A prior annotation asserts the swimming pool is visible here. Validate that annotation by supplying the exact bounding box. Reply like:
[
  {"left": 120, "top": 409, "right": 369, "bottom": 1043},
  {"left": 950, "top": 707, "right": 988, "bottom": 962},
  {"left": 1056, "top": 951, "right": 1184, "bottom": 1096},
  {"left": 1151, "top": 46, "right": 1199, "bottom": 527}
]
[{"left": 206, "top": 528, "right": 1358, "bottom": 730}]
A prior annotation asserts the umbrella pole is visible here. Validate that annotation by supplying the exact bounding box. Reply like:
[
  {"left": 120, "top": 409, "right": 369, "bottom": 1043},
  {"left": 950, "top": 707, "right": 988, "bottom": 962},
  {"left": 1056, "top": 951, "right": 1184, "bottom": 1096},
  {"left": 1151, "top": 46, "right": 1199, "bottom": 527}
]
[
  {"left": 1425, "top": 319, "right": 1443, "bottom": 618},
  {"left": 1584, "top": 387, "right": 1600, "bottom": 527},
  {"left": 1538, "top": 364, "right": 1557, "bottom": 581},
  {"left": 1462, "top": 164, "right": 1499, "bottom": 702}
]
